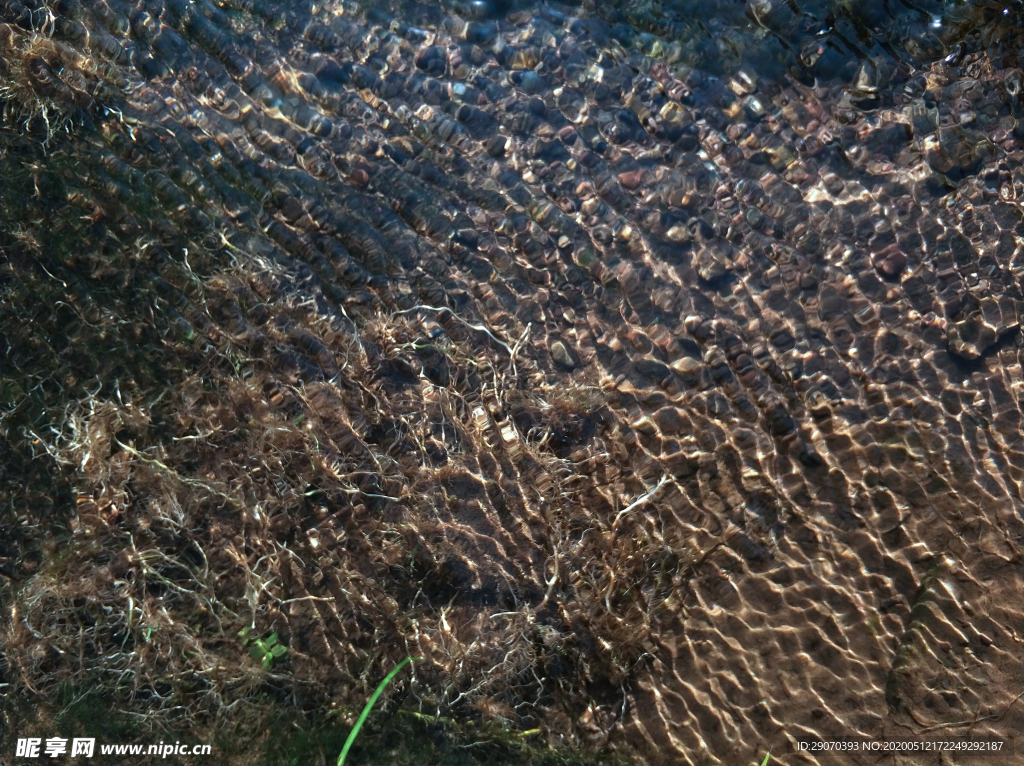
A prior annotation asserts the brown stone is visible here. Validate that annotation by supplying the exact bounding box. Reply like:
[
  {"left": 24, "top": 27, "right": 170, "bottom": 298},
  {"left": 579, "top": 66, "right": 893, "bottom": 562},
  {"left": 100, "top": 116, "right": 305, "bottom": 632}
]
[
  {"left": 872, "top": 243, "right": 906, "bottom": 277},
  {"left": 618, "top": 169, "right": 646, "bottom": 189},
  {"left": 558, "top": 126, "right": 578, "bottom": 145}
]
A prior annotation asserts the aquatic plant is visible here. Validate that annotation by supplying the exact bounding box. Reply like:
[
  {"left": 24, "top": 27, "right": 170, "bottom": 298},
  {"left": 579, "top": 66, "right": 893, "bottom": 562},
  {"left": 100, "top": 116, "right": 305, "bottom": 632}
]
[
  {"left": 238, "top": 627, "right": 288, "bottom": 670},
  {"left": 0, "top": 16, "right": 126, "bottom": 144},
  {"left": 337, "top": 657, "right": 417, "bottom": 766}
]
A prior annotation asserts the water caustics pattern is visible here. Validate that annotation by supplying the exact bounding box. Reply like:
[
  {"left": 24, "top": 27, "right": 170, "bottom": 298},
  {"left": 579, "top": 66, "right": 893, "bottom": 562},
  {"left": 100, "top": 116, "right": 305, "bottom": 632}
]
[{"left": 1, "top": 0, "right": 1022, "bottom": 763}]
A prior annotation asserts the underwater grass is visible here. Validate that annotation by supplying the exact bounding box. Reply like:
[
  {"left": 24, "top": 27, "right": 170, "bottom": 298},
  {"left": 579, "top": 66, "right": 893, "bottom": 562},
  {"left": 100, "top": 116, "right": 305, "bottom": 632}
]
[{"left": 337, "top": 656, "right": 417, "bottom": 766}]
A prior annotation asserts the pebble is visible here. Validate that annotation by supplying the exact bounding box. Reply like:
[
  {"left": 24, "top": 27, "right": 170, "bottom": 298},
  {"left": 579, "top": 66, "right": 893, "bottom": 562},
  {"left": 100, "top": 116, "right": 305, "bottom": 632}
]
[
  {"left": 550, "top": 338, "right": 577, "bottom": 368},
  {"left": 872, "top": 243, "right": 907, "bottom": 277}
]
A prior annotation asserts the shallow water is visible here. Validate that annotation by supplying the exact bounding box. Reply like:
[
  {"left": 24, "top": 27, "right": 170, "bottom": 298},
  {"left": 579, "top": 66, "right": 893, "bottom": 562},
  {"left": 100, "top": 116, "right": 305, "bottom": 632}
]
[{"left": 1, "top": 0, "right": 1022, "bottom": 763}]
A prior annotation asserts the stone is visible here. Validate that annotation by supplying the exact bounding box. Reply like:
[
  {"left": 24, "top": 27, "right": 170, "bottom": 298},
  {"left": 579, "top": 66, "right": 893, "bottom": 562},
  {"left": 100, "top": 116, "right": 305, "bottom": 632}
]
[
  {"left": 872, "top": 243, "right": 907, "bottom": 277},
  {"left": 550, "top": 338, "right": 577, "bottom": 369}
]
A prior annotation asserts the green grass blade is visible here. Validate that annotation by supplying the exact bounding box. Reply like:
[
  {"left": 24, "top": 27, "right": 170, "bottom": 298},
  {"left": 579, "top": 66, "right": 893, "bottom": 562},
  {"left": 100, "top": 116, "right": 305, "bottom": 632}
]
[
  {"left": 337, "top": 657, "right": 416, "bottom": 766},
  {"left": 759, "top": 752, "right": 771, "bottom": 766}
]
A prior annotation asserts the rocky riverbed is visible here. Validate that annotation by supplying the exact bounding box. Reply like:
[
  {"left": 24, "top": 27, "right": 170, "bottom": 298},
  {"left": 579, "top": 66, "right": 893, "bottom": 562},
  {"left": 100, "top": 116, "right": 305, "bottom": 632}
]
[{"left": 1, "top": 0, "right": 1022, "bottom": 763}]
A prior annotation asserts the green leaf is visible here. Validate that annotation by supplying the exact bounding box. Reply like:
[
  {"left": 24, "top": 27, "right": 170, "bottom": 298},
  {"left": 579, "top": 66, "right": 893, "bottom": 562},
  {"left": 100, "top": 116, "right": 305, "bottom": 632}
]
[
  {"left": 271, "top": 644, "right": 287, "bottom": 657},
  {"left": 759, "top": 752, "right": 771, "bottom": 766},
  {"left": 238, "top": 627, "right": 252, "bottom": 638},
  {"left": 248, "top": 645, "right": 264, "bottom": 660},
  {"left": 265, "top": 633, "right": 278, "bottom": 647},
  {"left": 262, "top": 655, "right": 273, "bottom": 669},
  {"left": 337, "top": 657, "right": 418, "bottom": 766}
]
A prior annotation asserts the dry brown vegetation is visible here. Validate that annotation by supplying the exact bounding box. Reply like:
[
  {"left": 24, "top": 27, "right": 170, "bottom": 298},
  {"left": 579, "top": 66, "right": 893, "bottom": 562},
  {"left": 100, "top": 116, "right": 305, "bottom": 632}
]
[
  {"left": 0, "top": 231, "right": 670, "bottom": 762},
  {"left": 0, "top": 19, "right": 678, "bottom": 752}
]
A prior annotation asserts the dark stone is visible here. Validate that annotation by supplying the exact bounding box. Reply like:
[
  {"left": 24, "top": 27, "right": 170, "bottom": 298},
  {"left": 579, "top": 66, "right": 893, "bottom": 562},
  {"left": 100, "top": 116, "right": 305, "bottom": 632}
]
[{"left": 415, "top": 46, "right": 446, "bottom": 76}]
